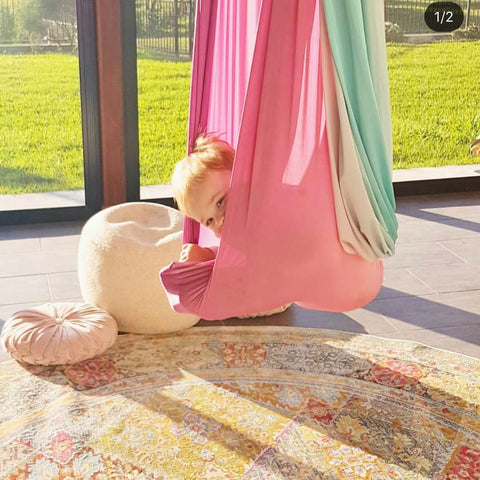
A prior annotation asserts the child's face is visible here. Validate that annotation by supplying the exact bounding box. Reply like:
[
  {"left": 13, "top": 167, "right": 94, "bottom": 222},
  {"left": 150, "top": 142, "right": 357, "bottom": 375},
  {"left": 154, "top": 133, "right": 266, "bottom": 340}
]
[{"left": 188, "top": 169, "right": 231, "bottom": 237}]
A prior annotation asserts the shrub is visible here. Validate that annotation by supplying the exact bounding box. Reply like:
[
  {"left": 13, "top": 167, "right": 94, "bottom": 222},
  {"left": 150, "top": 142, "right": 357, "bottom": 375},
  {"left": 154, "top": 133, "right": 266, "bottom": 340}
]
[
  {"left": 452, "top": 24, "right": 480, "bottom": 40},
  {"left": 19, "top": 1, "right": 47, "bottom": 43},
  {"left": 385, "top": 22, "right": 403, "bottom": 43}
]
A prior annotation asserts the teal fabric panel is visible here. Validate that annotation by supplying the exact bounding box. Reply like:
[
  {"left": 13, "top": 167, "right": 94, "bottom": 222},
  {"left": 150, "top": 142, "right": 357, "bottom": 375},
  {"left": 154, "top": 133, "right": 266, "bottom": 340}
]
[{"left": 323, "top": 0, "right": 398, "bottom": 248}]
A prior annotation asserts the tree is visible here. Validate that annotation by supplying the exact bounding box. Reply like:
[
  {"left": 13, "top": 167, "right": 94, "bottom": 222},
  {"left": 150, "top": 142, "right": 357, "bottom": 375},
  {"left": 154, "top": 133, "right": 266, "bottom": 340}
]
[
  {"left": 19, "top": 1, "right": 46, "bottom": 45},
  {"left": 19, "top": 0, "right": 77, "bottom": 48},
  {"left": 0, "top": 5, "right": 16, "bottom": 43}
]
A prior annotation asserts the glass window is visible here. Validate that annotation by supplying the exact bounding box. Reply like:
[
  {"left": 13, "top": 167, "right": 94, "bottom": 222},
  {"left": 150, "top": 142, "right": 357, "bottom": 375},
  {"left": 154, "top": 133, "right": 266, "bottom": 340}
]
[
  {"left": 385, "top": 1, "right": 480, "bottom": 171},
  {"left": 0, "top": 0, "right": 84, "bottom": 212},
  {"left": 135, "top": 0, "right": 194, "bottom": 200}
]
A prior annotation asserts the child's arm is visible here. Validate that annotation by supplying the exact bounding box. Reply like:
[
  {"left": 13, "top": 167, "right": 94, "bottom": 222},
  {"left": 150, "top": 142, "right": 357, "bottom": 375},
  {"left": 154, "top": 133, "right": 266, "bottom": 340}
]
[{"left": 179, "top": 243, "right": 217, "bottom": 262}]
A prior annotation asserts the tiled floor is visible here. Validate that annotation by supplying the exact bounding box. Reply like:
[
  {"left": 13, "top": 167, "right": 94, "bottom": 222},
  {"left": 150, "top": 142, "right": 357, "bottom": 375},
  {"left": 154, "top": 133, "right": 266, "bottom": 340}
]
[{"left": 1, "top": 191, "right": 480, "bottom": 362}]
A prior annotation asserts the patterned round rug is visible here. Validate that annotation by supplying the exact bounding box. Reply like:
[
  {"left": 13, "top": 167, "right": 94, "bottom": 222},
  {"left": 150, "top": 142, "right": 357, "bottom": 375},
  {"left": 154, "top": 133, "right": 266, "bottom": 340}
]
[{"left": 1, "top": 326, "right": 479, "bottom": 479}]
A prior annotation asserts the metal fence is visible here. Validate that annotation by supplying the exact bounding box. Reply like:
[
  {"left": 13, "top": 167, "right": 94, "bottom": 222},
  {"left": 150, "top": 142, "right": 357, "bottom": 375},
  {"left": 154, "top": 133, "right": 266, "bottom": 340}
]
[
  {"left": 136, "top": 0, "right": 195, "bottom": 57},
  {"left": 137, "top": 0, "right": 480, "bottom": 54},
  {"left": 385, "top": 0, "right": 480, "bottom": 34},
  {"left": 0, "top": 0, "right": 196, "bottom": 56},
  {"left": 2, "top": 0, "right": 479, "bottom": 54}
]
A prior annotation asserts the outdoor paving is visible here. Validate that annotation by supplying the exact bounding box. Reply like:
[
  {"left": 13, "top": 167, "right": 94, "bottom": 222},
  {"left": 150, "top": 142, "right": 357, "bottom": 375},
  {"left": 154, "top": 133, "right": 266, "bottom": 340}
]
[{"left": 0, "top": 190, "right": 480, "bottom": 362}]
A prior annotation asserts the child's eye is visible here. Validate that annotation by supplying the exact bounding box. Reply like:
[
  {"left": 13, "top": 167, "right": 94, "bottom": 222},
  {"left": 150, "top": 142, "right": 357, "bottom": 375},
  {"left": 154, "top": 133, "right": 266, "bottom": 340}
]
[
  {"left": 206, "top": 218, "right": 213, "bottom": 226},
  {"left": 216, "top": 197, "right": 224, "bottom": 208}
]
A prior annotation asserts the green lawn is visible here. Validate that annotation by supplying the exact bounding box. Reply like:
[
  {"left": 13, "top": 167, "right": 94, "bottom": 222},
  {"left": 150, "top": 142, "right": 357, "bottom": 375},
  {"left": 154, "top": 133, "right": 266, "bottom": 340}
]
[
  {"left": 137, "top": 57, "right": 190, "bottom": 185},
  {"left": 0, "top": 53, "right": 191, "bottom": 194},
  {"left": 388, "top": 41, "right": 480, "bottom": 169},
  {"left": 0, "top": 54, "right": 84, "bottom": 194},
  {"left": 0, "top": 42, "right": 479, "bottom": 194}
]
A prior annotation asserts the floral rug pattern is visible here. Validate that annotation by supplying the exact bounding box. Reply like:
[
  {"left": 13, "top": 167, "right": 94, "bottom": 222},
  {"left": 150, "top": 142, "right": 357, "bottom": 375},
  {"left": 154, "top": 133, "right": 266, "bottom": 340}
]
[{"left": 1, "top": 326, "right": 479, "bottom": 479}]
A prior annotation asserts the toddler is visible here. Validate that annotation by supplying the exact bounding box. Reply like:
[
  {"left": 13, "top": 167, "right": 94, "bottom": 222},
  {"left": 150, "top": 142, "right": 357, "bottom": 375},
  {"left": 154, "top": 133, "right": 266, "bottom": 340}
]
[
  {"left": 172, "top": 133, "right": 291, "bottom": 317},
  {"left": 171, "top": 133, "right": 234, "bottom": 262}
]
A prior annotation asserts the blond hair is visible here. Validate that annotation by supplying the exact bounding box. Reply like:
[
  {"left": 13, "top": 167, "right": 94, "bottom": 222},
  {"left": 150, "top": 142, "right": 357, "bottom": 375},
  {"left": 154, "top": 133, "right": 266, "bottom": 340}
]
[{"left": 171, "top": 133, "right": 234, "bottom": 216}]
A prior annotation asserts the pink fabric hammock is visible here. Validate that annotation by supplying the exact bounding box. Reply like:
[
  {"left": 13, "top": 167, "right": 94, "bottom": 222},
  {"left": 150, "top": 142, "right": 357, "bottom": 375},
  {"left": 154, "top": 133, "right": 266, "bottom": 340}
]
[{"left": 160, "top": 0, "right": 385, "bottom": 320}]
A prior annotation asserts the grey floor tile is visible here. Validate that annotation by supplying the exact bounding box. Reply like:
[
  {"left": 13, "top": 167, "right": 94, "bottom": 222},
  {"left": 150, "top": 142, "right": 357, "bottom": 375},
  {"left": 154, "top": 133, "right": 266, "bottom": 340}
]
[
  {"left": 395, "top": 212, "right": 417, "bottom": 225},
  {"left": 417, "top": 192, "right": 480, "bottom": 210},
  {"left": 223, "top": 305, "right": 309, "bottom": 329},
  {"left": 367, "top": 291, "right": 480, "bottom": 332},
  {"left": 407, "top": 263, "right": 480, "bottom": 294},
  {"left": 0, "top": 275, "right": 50, "bottom": 306},
  {"left": 420, "top": 209, "right": 480, "bottom": 224},
  {"left": 224, "top": 305, "right": 397, "bottom": 336},
  {"left": 379, "top": 324, "right": 480, "bottom": 359},
  {"left": 0, "top": 301, "right": 48, "bottom": 324},
  {"left": 439, "top": 238, "right": 480, "bottom": 264},
  {"left": 340, "top": 307, "right": 398, "bottom": 335},
  {"left": 0, "top": 297, "right": 86, "bottom": 320},
  {"left": 395, "top": 192, "right": 480, "bottom": 215},
  {"left": 394, "top": 194, "right": 432, "bottom": 215},
  {"left": 48, "top": 272, "right": 82, "bottom": 300},
  {"left": 0, "top": 221, "right": 84, "bottom": 241},
  {"left": 40, "top": 235, "right": 80, "bottom": 251},
  {"left": 0, "top": 192, "right": 480, "bottom": 360},
  {"left": 394, "top": 191, "right": 480, "bottom": 233},
  {"left": 422, "top": 290, "right": 480, "bottom": 315},
  {"left": 384, "top": 241, "right": 465, "bottom": 269},
  {"left": 37, "top": 221, "right": 85, "bottom": 237},
  {"left": 0, "top": 224, "right": 47, "bottom": 240},
  {"left": 396, "top": 218, "right": 479, "bottom": 244},
  {"left": 0, "top": 250, "right": 77, "bottom": 278},
  {"left": 378, "top": 269, "right": 436, "bottom": 299},
  {"left": 0, "top": 237, "right": 42, "bottom": 255},
  {"left": 397, "top": 205, "right": 480, "bottom": 225},
  {"left": 55, "top": 297, "right": 85, "bottom": 304}
]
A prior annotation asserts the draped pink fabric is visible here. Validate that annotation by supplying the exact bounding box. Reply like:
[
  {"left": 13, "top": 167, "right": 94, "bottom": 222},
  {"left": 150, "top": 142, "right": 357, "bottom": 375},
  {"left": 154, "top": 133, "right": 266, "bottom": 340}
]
[{"left": 161, "top": 0, "right": 383, "bottom": 320}]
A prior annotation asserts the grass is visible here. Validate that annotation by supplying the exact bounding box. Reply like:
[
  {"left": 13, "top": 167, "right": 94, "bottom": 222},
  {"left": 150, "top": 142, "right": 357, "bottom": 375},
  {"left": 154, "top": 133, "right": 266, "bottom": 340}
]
[
  {"left": 0, "top": 54, "right": 83, "bottom": 194},
  {"left": 137, "top": 56, "right": 190, "bottom": 185},
  {"left": 388, "top": 41, "right": 480, "bottom": 169},
  {"left": 0, "top": 53, "right": 191, "bottom": 194},
  {"left": 0, "top": 41, "right": 479, "bottom": 194}
]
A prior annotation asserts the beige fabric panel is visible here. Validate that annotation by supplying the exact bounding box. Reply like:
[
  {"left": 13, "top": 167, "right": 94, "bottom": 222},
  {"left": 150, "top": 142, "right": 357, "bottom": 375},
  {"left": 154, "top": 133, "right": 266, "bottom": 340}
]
[{"left": 319, "top": 5, "right": 390, "bottom": 262}]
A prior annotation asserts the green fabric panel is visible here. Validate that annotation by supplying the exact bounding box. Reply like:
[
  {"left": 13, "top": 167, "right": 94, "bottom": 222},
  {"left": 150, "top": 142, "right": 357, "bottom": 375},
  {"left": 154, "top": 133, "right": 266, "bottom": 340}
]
[{"left": 323, "top": 0, "right": 398, "bottom": 246}]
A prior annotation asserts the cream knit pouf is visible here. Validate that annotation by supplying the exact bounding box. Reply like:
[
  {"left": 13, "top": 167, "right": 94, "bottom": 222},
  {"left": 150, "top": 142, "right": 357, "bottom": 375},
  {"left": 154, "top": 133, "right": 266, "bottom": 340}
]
[{"left": 78, "top": 202, "right": 199, "bottom": 334}]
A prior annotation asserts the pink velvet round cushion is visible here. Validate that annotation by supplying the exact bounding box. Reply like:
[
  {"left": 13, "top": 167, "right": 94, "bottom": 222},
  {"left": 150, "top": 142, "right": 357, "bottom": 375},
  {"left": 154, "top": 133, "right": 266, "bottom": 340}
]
[{"left": 0, "top": 303, "right": 118, "bottom": 365}]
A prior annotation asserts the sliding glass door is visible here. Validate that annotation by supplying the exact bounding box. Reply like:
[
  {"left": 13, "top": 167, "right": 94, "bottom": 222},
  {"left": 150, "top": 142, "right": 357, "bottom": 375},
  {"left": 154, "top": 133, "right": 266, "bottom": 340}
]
[
  {"left": 135, "top": 0, "right": 194, "bottom": 202},
  {"left": 0, "top": 0, "right": 101, "bottom": 224}
]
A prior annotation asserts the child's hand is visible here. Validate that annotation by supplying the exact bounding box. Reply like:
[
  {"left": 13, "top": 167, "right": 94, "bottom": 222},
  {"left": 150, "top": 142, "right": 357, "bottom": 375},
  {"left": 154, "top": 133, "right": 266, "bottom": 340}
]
[{"left": 179, "top": 244, "right": 216, "bottom": 262}]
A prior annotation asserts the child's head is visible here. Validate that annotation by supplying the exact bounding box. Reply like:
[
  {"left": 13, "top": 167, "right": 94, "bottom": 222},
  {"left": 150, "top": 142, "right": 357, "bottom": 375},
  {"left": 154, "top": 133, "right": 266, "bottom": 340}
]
[{"left": 172, "top": 133, "right": 234, "bottom": 237}]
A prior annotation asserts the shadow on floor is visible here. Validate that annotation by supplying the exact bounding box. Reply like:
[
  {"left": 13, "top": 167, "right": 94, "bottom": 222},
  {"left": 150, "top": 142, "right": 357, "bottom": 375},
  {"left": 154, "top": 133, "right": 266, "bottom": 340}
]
[
  {"left": 399, "top": 208, "right": 480, "bottom": 233},
  {"left": 366, "top": 287, "right": 480, "bottom": 342}
]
